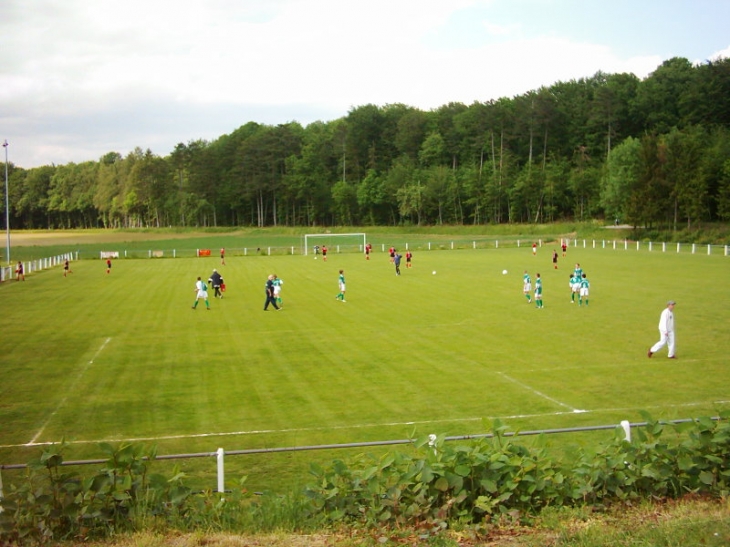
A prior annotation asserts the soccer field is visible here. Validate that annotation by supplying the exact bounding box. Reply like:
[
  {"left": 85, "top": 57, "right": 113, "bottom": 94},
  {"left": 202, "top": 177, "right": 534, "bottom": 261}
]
[{"left": 1, "top": 244, "right": 729, "bottom": 491}]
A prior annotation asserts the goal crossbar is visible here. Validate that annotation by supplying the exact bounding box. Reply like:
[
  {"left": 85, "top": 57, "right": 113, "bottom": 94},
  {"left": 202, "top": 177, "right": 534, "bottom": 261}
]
[{"left": 304, "top": 233, "right": 366, "bottom": 255}]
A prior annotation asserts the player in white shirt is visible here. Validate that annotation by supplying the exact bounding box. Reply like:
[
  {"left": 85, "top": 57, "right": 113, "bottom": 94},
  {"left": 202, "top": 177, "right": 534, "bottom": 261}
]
[
  {"left": 648, "top": 301, "right": 676, "bottom": 358},
  {"left": 192, "top": 277, "right": 210, "bottom": 310}
]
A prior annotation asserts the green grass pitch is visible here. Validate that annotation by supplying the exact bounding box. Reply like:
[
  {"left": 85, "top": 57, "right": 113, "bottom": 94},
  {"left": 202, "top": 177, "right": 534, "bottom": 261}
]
[{"left": 1, "top": 245, "right": 729, "bottom": 491}]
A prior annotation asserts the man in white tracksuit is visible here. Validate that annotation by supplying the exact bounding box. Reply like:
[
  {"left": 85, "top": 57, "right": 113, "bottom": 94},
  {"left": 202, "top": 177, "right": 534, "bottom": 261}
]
[{"left": 648, "top": 301, "right": 676, "bottom": 359}]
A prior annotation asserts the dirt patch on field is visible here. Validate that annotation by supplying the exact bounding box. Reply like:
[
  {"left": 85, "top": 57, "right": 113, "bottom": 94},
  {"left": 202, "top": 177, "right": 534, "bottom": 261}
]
[{"left": 11, "top": 230, "right": 234, "bottom": 246}]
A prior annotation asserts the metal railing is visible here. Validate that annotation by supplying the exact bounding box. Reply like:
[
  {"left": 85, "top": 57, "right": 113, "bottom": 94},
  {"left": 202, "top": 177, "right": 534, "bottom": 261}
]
[{"left": 1, "top": 417, "right": 716, "bottom": 497}]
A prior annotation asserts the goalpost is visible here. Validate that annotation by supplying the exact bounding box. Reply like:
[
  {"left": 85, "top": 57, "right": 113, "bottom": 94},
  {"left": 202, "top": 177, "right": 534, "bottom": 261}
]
[{"left": 303, "top": 233, "right": 367, "bottom": 256}]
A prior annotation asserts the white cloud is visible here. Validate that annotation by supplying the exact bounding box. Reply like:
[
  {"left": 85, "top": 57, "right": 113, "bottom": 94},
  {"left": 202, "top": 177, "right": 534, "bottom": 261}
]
[
  {"left": 0, "top": 0, "right": 721, "bottom": 167},
  {"left": 710, "top": 45, "right": 730, "bottom": 61}
]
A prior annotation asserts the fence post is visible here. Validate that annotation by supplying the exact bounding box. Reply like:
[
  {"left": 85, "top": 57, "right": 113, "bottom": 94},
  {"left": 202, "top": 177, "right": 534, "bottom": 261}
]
[
  {"left": 217, "top": 448, "right": 225, "bottom": 493},
  {"left": 707, "top": 244, "right": 711, "bottom": 255},
  {"left": 620, "top": 420, "right": 631, "bottom": 442}
]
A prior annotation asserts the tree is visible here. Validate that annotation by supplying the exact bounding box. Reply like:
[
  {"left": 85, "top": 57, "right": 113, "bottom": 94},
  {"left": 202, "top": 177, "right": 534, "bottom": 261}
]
[
  {"left": 632, "top": 57, "right": 696, "bottom": 134},
  {"left": 601, "top": 136, "right": 640, "bottom": 223},
  {"left": 663, "top": 126, "right": 708, "bottom": 230},
  {"left": 16, "top": 165, "right": 54, "bottom": 228}
]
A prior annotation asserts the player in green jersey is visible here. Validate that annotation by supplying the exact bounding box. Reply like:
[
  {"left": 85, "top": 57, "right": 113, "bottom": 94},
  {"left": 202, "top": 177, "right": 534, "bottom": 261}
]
[
  {"left": 272, "top": 274, "right": 284, "bottom": 307},
  {"left": 579, "top": 273, "right": 590, "bottom": 306},
  {"left": 336, "top": 269, "right": 346, "bottom": 302},
  {"left": 570, "top": 273, "right": 581, "bottom": 303},
  {"left": 523, "top": 270, "right": 532, "bottom": 303},
  {"left": 534, "top": 273, "right": 543, "bottom": 308}
]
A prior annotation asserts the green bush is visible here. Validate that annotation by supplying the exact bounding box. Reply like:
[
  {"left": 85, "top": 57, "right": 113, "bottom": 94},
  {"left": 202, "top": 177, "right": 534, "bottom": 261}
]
[
  {"left": 2, "top": 413, "right": 729, "bottom": 543},
  {"left": 305, "top": 413, "right": 730, "bottom": 528}
]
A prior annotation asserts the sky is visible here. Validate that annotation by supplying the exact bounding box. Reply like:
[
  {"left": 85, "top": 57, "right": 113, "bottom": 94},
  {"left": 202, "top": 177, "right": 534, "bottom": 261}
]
[{"left": 1, "top": 0, "right": 729, "bottom": 169}]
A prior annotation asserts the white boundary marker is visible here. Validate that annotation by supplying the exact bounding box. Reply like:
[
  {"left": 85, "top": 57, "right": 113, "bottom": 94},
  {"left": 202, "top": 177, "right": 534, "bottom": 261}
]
[
  {"left": 495, "top": 371, "right": 587, "bottom": 413},
  {"left": 5, "top": 399, "right": 727, "bottom": 450},
  {"left": 27, "top": 337, "right": 111, "bottom": 445}
]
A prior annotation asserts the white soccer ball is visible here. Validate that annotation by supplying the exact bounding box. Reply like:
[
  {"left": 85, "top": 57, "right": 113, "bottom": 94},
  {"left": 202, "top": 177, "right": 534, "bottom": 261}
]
[
  {"left": 314, "top": 256, "right": 317, "bottom": 260},
  {"left": 432, "top": 271, "right": 436, "bottom": 275},
  {"left": 502, "top": 269, "right": 508, "bottom": 275}
]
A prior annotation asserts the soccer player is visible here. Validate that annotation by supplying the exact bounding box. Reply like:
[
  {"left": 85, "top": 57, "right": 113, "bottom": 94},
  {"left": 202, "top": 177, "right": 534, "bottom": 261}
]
[
  {"left": 365, "top": 243, "right": 371, "bottom": 260},
  {"left": 523, "top": 270, "right": 532, "bottom": 303},
  {"left": 534, "top": 273, "right": 543, "bottom": 308},
  {"left": 273, "top": 274, "right": 284, "bottom": 307},
  {"left": 15, "top": 261, "right": 24, "bottom": 281},
  {"left": 264, "top": 275, "right": 280, "bottom": 310},
  {"left": 552, "top": 249, "right": 558, "bottom": 269},
  {"left": 220, "top": 248, "right": 226, "bottom": 265},
  {"left": 394, "top": 252, "right": 402, "bottom": 275},
  {"left": 561, "top": 240, "right": 568, "bottom": 257},
  {"left": 322, "top": 245, "right": 328, "bottom": 262},
  {"left": 405, "top": 250, "right": 413, "bottom": 268},
  {"left": 192, "top": 277, "right": 210, "bottom": 310},
  {"left": 532, "top": 242, "right": 537, "bottom": 256},
  {"left": 389, "top": 246, "right": 395, "bottom": 263},
  {"left": 336, "top": 269, "right": 346, "bottom": 302},
  {"left": 579, "top": 273, "right": 590, "bottom": 306},
  {"left": 573, "top": 263, "right": 583, "bottom": 279},
  {"left": 63, "top": 259, "right": 72, "bottom": 277},
  {"left": 106, "top": 258, "right": 112, "bottom": 274},
  {"left": 570, "top": 273, "right": 581, "bottom": 303}
]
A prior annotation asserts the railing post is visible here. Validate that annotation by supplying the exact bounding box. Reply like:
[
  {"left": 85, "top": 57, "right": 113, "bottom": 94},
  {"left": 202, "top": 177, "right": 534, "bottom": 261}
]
[
  {"left": 620, "top": 420, "right": 631, "bottom": 442},
  {"left": 217, "top": 448, "right": 225, "bottom": 493}
]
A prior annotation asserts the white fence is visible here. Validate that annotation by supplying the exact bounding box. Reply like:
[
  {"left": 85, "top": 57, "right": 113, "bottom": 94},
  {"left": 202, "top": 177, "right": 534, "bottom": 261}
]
[
  {"left": 52, "top": 239, "right": 730, "bottom": 260},
  {"left": 0, "top": 252, "right": 76, "bottom": 282}
]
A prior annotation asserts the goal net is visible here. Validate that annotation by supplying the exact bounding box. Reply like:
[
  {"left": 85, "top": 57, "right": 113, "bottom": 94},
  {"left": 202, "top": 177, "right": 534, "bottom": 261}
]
[{"left": 303, "top": 233, "right": 367, "bottom": 256}]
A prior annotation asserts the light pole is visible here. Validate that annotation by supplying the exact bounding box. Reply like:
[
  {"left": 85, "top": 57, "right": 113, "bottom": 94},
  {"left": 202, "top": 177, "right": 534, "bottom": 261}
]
[{"left": 3, "top": 139, "right": 8, "bottom": 265}]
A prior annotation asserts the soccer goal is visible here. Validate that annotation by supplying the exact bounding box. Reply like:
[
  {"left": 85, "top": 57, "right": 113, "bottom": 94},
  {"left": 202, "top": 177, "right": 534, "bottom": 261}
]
[{"left": 303, "top": 233, "right": 367, "bottom": 256}]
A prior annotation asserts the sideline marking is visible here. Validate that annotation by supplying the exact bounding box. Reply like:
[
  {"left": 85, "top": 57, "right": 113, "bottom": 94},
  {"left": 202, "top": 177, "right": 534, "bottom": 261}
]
[
  {"left": 6, "top": 399, "right": 728, "bottom": 450},
  {"left": 26, "top": 337, "right": 111, "bottom": 445},
  {"left": 495, "top": 371, "right": 586, "bottom": 413}
]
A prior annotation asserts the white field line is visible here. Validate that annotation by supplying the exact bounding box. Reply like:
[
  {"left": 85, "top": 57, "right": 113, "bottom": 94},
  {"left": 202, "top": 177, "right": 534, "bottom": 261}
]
[
  {"left": 26, "top": 337, "right": 111, "bottom": 445},
  {"left": 495, "top": 371, "right": 586, "bottom": 413},
  {"left": 4, "top": 399, "right": 728, "bottom": 450}
]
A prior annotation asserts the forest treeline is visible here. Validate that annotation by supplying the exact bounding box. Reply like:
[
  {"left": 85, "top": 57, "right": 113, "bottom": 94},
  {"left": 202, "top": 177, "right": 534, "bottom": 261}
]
[{"left": 4, "top": 56, "right": 730, "bottom": 230}]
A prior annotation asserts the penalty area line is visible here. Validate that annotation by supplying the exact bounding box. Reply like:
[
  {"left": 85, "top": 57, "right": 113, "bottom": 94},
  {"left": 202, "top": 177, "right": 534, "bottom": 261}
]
[
  {"left": 27, "top": 337, "right": 112, "bottom": 446},
  {"left": 495, "top": 371, "right": 587, "bottom": 413}
]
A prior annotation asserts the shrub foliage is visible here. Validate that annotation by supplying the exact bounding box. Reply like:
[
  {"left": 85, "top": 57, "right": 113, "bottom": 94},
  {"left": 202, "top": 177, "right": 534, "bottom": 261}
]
[{"left": 2, "top": 412, "right": 729, "bottom": 543}]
